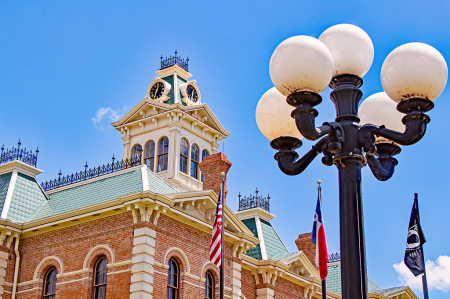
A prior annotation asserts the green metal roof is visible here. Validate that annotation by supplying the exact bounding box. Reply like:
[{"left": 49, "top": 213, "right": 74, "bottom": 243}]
[
  {"left": 32, "top": 168, "right": 176, "bottom": 220},
  {"left": 7, "top": 173, "right": 47, "bottom": 222},
  {"left": 327, "top": 263, "right": 380, "bottom": 295},
  {"left": 241, "top": 217, "right": 288, "bottom": 260},
  {"left": 260, "top": 219, "right": 289, "bottom": 259},
  {"left": 146, "top": 168, "right": 177, "bottom": 194},
  {"left": 242, "top": 218, "right": 262, "bottom": 260},
  {"left": 271, "top": 252, "right": 298, "bottom": 261},
  {"left": 373, "top": 286, "right": 406, "bottom": 295},
  {"left": 0, "top": 173, "right": 12, "bottom": 216}
]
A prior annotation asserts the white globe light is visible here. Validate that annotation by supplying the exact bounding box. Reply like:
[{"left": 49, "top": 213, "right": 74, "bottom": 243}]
[
  {"left": 256, "top": 87, "right": 303, "bottom": 141},
  {"left": 359, "top": 92, "right": 405, "bottom": 134},
  {"left": 381, "top": 42, "right": 448, "bottom": 103},
  {"left": 269, "top": 36, "right": 334, "bottom": 96},
  {"left": 319, "top": 24, "right": 374, "bottom": 78}
]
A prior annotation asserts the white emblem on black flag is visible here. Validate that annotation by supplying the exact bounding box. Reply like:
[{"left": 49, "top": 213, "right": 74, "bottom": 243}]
[{"left": 404, "top": 193, "right": 426, "bottom": 277}]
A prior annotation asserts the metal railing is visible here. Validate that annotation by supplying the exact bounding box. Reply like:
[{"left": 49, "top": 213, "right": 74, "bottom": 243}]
[
  {"left": 41, "top": 155, "right": 142, "bottom": 191},
  {"left": 329, "top": 252, "right": 341, "bottom": 262},
  {"left": 238, "top": 188, "right": 270, "bottom": 212},
  {"left": 160, "top": 50, "right": 189, "bottom": 72},
  {"left": 0, "top": 140, "right": 39, "bottom": 167}
]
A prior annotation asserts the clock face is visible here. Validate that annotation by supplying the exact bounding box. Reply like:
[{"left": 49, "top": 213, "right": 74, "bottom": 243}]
[
  {"left": 186, "top": 85, "right": 198, "bottom": 102},
  {"left": 149, "top": 82, "right": 165, "bottom": 99}
]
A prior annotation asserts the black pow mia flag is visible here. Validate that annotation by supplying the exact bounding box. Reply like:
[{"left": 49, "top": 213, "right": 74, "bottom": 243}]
[{"left": 404, "top": 193, "right": 427, "bottom": 277}]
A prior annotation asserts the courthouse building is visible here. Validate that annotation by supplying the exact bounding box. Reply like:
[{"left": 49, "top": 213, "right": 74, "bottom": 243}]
[{"left": 0, "top": 56, "right": 418, "bottom": 299}]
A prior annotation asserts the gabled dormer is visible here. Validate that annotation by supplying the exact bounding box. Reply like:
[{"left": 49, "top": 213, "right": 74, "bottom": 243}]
[{"left": 112, "top": 54, "right": 230, "bottom": 193}]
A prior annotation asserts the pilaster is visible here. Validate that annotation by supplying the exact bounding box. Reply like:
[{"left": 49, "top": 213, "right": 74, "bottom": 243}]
[
  {"left": 256, "top": 287, "right": 274, "bottom": 299},
  {"left": 168, "top": 124, "right": 182, "bottom": 180},
  {"left": 122, "top": 135, "right": 131, "bottom": 160},
  {"left": 231, "top": 262, "right": 241, "bottom": 299},
  {"left": 0, "top": 251, "right": 8, "bottom": 296},
  {"left": 130, "top": 227, "right": 156, "bottom": 299}
]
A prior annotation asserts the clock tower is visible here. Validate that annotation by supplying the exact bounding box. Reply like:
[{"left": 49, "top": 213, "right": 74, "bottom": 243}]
[{"left": 112, "top": 52, "right": 229, "bottom": 192}]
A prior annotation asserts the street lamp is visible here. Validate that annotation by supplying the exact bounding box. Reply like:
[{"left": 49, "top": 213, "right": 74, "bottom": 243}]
[{"left": 256, "top": 24, "right": 448, "bottom": 299}]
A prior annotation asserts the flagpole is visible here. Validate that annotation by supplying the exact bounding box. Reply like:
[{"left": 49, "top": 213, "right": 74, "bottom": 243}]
[
  {"left": 414, "top": 193, "right": 429, "bottom": 299},
  {"left": 318, "top": 180, "right": 327, "bottom": 299},
  {"left": 220, "top": 172, "right": 225, "bottom": 299},
  {"left": 421, "top": 248, "right": 429, "bottom": 299}
]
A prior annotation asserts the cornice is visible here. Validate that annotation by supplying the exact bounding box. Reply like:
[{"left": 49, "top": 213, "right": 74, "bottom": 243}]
[{"left": 0, "top": 160, "right": 43, "bottom": 178}]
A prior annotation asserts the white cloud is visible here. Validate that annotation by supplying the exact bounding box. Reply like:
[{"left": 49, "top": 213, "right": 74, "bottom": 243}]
[
  {"left": 91, "top": 107, "right": 126, "bottom": 131},
  {"left": 393, "top": 255, "right": 450, "bottom": 293}
]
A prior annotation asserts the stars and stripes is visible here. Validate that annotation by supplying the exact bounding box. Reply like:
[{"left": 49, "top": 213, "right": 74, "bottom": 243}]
[
  {"left": 311, "top": 194, "right": 329, "bottom": 280},
  {"left": 210, "top": 187, "right": 223, "bottom": 268}
]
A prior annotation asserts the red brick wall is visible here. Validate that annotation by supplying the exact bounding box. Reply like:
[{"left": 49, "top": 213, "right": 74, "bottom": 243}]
[
  {"left": 273, "top": 276, "right": 306, "bottom": 298},
  {"left": 15, "top": 212, "right": 134, "bottom": 299},
  {"left": 241, "top": 268, "right": 257, "bottom": 299},
  {"left": 153, "top": 214, "right": 234, "bottom": 299},
  {"left": 295, "top": 232, "right": 316, "bottom": 265},
  {"left": 199, "top": 153, "right": 232, "bottom": 203},
  {"left": 10, "top": 210, "right": 239, "bottom": 299}
]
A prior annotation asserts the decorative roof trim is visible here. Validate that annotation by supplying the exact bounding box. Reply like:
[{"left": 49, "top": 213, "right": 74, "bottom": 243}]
[
  {"left": 0, "top": 160, "right": 43, "bottom": 178},
  {"left": 255, "top": 216, "right": 267, "bottom": 260},
  {"left": 141, "top": 166, "right": 150, "bottom": 191},
  {"left": 235, "top": 207, "right": 276, "bottom": 222},
  {"left": 1, "top": 170, "right": 18, "bottom": 219}
]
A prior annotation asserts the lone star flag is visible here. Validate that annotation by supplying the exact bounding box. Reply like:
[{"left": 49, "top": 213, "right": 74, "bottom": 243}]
[
  {"left": 312, "top": 195, "right": 328, "bottom": 280},
  {"left": 404, "top": 193, "right": 426, "bottom": 277},
  {"left": 210, "top": 187, "right": 223, "bottom": 268}
]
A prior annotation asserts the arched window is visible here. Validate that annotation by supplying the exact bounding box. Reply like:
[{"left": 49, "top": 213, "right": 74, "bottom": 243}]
[
  {"left": 179, "top": 138, "right": 189, "bottom": 174},
  {"left": 204, "top": 271, "right": 214, "bottom": 299},
  {"left": 158, "top": 137, "right": 169, "bottom": 172},
  {"left": 190, "top": 144, "right": 199, "bottom": 179},
  {"left": 43, "top": 267, "right": 57, "bottom": 299},
  {"left": 167, "top": 258, "right": 179, "bottom": 299},
  {"left": 201, "top": 149, "right": 209, "bottom": 182},
  {"left": 92, "top": 256, "right": 108, "bottom": 299},
  {"left": 145, "top": 140, "right": 156, "bottom": 171},
  {"left": 131, "top": 144, "right": 143, "bottom": 158}
]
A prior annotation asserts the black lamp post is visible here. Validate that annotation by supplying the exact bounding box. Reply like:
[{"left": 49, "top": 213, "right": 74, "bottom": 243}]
[{"left": 256, "top": 24, "right": 448, "bottom": 299}]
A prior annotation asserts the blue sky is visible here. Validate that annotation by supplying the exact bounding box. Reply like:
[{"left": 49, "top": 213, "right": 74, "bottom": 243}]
[{"left": 1, "top": 1, "right": 450, "bottom": 297}]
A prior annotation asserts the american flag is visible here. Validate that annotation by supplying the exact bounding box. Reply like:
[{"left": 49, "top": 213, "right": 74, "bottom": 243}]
[{"left": 210, "top": 188, "right": 223, "bottom": 268}]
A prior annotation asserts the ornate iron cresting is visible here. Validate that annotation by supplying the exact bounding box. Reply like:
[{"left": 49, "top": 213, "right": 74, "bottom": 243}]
[
  {"left": 160, "top": 50, "right": 189, "bottom": 72},
  {"left": 271, "top": 74, "right": 433, "bottom": 299},
  {"left": 328, "top": 252, "right": 341, "bottom": 262},
  {"left": 41, "top": 154, "right": 142, "bottom": 191},
  {"left": 0, "top": 140, "right": 39, "bottom": 167},
  {"left": 238, "top": 188, "right": 270, "bottom": 212}
]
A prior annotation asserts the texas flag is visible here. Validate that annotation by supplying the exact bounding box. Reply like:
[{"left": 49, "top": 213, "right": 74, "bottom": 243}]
[{"left": 311, "top": 196, "right": 328, "bottom": 280}]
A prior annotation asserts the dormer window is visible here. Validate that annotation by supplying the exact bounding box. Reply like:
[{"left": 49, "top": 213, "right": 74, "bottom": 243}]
[
  {"left": 180, "top": 138, "right": 189, "bottom": 174},
  {"left": 145, "top": 140, "right": 156, "bottom": 172},
  {"left": 190, "top": 144, "right": 199, "bottom": 179},
  {"left": 158, "top": 137, "right": 169, "bottom": 172}
]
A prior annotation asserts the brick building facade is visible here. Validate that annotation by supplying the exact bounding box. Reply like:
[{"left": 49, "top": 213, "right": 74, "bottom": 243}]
[{"left": 0, "top": 60, "right": 418, "bottom": 299}]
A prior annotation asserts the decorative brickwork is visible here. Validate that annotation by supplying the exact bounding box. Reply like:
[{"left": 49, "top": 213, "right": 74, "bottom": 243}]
[
  {"left": 199, "top": 152, "right": 232, "bottom": 203},
  {"left": 295, "top": 232, "right": 316, "bottom": 265}
]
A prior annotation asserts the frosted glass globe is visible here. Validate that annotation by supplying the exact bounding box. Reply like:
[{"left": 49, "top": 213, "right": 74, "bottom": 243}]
[
  {"left": 359, "top": 92, "right": 405, "bottom": 133},
  {"left": 256, "top": 87, "right": 303, "bottom": 141},
  {"left": 319, "top": 24, "right": 374, "bottom": 77},
  {"left": 381, "top": 43, "right": 448, "bottom": 103},
  {"left": 269, "top": 36, "right": 334, "bottom": 96}
]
